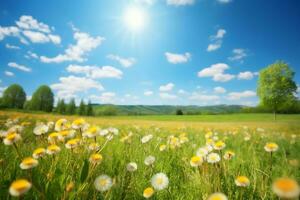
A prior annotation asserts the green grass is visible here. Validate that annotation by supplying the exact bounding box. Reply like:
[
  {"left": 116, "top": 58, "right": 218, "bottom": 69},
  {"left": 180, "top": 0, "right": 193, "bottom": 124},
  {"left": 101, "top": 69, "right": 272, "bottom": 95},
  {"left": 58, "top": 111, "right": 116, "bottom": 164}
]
[{"left": 0, "top": 113, "right": 299, "bottom": 199}]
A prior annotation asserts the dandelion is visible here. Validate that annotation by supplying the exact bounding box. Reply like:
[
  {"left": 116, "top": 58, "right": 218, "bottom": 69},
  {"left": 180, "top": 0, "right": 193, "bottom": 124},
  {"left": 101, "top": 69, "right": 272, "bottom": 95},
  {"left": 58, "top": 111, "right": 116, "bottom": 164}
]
[
  {"left": 190, "top": 156, "right": 203, "bottom": 167},
  {"left": 88, "top": 142, "right": 100, "bottom": 151},
  {"left": 89, "top": 153, "right": 103, "bottom": 164},
  {"left": 65, "top": 138, "right": 81, "bottom": 149},
  {"left": 213, "top": 141, "right": 226, "bottom": 150},
  {"left": 264, "top": 142, "right": 279, "bottom": 152},
  {"left": 207, "top": 192, "right": 228, "bottom": 200},
  {"left": 48, "top": 132, "right": 60, "bottom": 143},
  {"left": 223, "top": 150, "right": 235, "bottom": 160},
  {"left": 207, "top": 153, "right": 221, "bottom": 164},
  {"left": 272, "top": 178, "right": 300, "bottom": 199},
  {"left": 159, "top": 144, "right": 167, "bottom": 151},
  {"left": 196, "top": 147, "right": 208, "bottom": 157},
  {"left": 55, "top": 119, "right": 70, "bottom": 131},
  {"left": 143, "top": 187, "right": 154, "bottom": 198},
  {"left": 46, "top": 144, "right": 61, "bottom": 155},
  {"left": 71, "top": 118, "right": 86, "bottom": 129},
  {"left": 127, "top": 162, "right": 138, "bottom": 172},
  {"left": 32, "top": 148, "right": 46, "bottom": 159},
  {"left": 151, "top": 173, "right": 169, "bottom": 191},
  {"left": 144, "top": 155, "right": 155, "bottom": 166},
  {"left": 83, "top": 126, "right": 99, "bottom": 138},
  {"left": 9, "top": 179, "right": 32, "bottom": 197},
  {"left": 20, "top": 157, "right": 38, "bottom": 170},
  {"left": 3, "top": 132, "right": 21, "bottom": 145},
  {"left": 33, "top": 124, "right": 49, "bottom": 136},
  {"left": 235, "top": 176, "right": 250, "bottom": 187},
  {"left": 141, "top": 134, "right": 153, "bottom": 144},
  {"left": 94, "top": 175, "right": 113, "bottom": 192}
]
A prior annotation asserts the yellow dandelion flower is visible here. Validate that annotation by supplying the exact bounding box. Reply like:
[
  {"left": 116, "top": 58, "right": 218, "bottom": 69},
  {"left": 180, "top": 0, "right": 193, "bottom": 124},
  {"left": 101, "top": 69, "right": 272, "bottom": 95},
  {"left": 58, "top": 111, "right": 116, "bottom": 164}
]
[
  {"left": 223, "top": 150, "right": 235, "bottom": 160},
  {"left": 94, "top": 175, "right": 113, "bottom": 192},
  {"left": 213, "top": 141, "right": 226, "bottom": 150},
  {"left": 46, "top": 144, "right": 61, "bottom": 155},
  {"left": 207, "top": 192, "right": 228, "bottom": 200},
  {"left": 89, "top": 153, "right": 103, "bottom": 164},
  {"left": 88, "top": 142, "right": 100, "bottom": 151},
  {"left": 264, "top": 142, "right": 279, "bottom": 152},
  {"left": 20, "top": 157, "right": 38, "bottom": 170},
  {"left": 3, "top": 132, "right": 21, "bottom": 145},
  {"left": 190, "top": 156, "right": 203, "bottom": 167},
  {"left": 159, "top": 144, "right": 167, "bottom": 151},
  {"left": 235, "top": 176, "right": 250, "bottom": 187},
  {"left": 9, "top": 179, "right": 32, "bottom": 197},
  {"left": 32, "top": 148, "right": 46, "bottom": 159},
  {"left": 272, "top": 178, "right": 300, "bottom": 199},
  {"left": 143, "top": 187, "right": 154, "bottom": 198},
  {"left": 65, "top": 138, "right": 81, "bottom": 149}
]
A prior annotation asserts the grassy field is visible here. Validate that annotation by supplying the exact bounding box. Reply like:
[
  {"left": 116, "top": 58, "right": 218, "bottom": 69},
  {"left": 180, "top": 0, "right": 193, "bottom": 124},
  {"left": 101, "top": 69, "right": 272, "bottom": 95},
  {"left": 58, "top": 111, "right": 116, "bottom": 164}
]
[{"left": 0, "top": 111, "right": 299, "bottom": 199}]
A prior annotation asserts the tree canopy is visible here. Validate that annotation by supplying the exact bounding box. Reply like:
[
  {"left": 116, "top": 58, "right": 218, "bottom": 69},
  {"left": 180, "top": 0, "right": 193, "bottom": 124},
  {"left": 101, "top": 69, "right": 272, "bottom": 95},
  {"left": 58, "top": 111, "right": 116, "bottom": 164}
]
[
  {"left": 1, "top": 84, "right": 26, "bottom": 109},
  {"left": 30, "top": 85, "right": 54, "bottom": 112}
]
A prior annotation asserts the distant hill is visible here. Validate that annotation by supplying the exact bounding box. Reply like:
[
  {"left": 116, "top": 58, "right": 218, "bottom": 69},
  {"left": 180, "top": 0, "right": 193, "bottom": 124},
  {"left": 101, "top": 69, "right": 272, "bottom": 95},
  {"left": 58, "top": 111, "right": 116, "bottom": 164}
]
[{"left": 92, "top": 104, "right": 246, "bottom": 116}]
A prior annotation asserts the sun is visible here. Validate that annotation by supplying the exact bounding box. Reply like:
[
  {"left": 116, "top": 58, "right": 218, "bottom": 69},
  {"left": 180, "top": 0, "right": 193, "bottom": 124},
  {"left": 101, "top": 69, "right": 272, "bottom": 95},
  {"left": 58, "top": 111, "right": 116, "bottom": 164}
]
[{"left": 123, "top": 6, "right": 147, "bottom": 32}]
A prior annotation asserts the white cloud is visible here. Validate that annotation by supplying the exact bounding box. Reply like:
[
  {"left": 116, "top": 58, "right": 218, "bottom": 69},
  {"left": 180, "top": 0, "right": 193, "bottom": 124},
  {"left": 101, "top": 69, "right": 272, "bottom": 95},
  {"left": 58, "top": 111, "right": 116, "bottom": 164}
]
[
  {"left": 227, "top": 90, "right": 256, "bottom": 100},
  {"left": 66, "top": 64, "right": 123, "bottom": 79},
  {"left": 107, "top": 54, "right": 136, "bottom": 68},
  {"left": 16, "top": 15, "right": 51, "bottom": 33},
  {"left": 144, "top": 90, "right": 154, "bottom": 96},
  {"left": 178, "top": 89, "right": 187, "bottom": 95},
  {"left": 5, "top": 43, "right": 20, "bottom": 49},
  {"left": 198, "top": 63, "right": 235, "bottom": 82},
  {"left": 134, "top": 0, "right": 155, "bottom": 5},
  {"left": 90, "top": 92, "right": 116, "bottom": 104},
  {"left": 5, "top": 71, "right": 14, "bottom": 76},
  {"left": 0, "top": 26, "right": 20, "bottom": 41},
  {"left": 228, "top": 48, "right": 247, "bottom": 62},
  {"left": 166, "top": 0, "right": 194, "bottom": 6},
  {"left": 22, "top": 30, "right": 50, "bottom": 43},
  {"left": 40, "top": 30, "right": 104, "bottom": 63},
  {"left": 159, "top": 83, "right": 175, "bottom": 92},
  {"left": 237, "top": 71, "right": 257, "bottom": 80},
  {"left": 165, "top": 52, "right": 191, "bottom": 64},
  {"left": 25, "top": 51, "right": 38, "bottom": 59},
  {"left": 8, "top": 62, "right": 31, "bottom": 72},
  {"left": 217, "top": 0, "right": 232, "bottom": 4},
  {"left": 189, "top": 92, "right": 220, "bottom": 101},
  {"left": 214, "top": 86, "right": 226, "bottom": 94},
  {"left": 51, "top": 75, "right": 104, "bottom": 99},
  {"left": 207, "top": 29, "right": 226, "bottom": 52},
  {"left": 159, "top": 92, "right": 177, "bottom": 100}
]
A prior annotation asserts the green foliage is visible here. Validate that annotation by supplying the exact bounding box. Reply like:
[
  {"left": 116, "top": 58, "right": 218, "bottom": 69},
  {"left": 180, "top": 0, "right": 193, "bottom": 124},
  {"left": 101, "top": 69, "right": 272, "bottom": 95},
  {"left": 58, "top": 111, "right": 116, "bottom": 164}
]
[
  {"left": 78, "top": 99, "right": 86, "bottom": 116},
  {"left": 56, "top": 99, "right": 66, "bottom": 114},
  {"left": 29, "top": 85, "right": 54, "bottom": 112},
  {"left": 86, "top": 100, "right": 94, "bottom": 116},
  {"left": 66, "top": 98, "right": 76, "bottom": 115},
  {"left": 1, "top": 84, "right": 26, "bottom": 109},
  {"left": 176, "top": 109, "right": 184, "bottom": 115},
  {"left": 257, "top": 61, "right": 297, "bottom": 118},
  {"left": 96, "top": 105, "right": 118, "bottom": 116}
]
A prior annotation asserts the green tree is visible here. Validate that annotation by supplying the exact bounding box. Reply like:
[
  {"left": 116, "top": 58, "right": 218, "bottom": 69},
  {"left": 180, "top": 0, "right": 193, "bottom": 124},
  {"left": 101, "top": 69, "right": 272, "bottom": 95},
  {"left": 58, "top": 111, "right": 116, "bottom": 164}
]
[
  {"left": 56, "top": 99, "right": 66, "bottom": 114},
  {"left": 2, "top": 84, "right": 26, "bottom": 109},
  {"left": 67, "top": 98, "right": 76, "bottom": 115},
  {"left": 176, "top": 109, "right": 183, "bottom": 115},
  {"left": 78, "top": 99, "right": 86, "bottom": 116},
  {"left": 86, "top": 100, "right": 94, "bottom": 116},
  {"left": 257, "top": 61, "right": 297, "bottom": 120},
  {"left": 30, "top": 85, "right": 54, "bottom": 112}
]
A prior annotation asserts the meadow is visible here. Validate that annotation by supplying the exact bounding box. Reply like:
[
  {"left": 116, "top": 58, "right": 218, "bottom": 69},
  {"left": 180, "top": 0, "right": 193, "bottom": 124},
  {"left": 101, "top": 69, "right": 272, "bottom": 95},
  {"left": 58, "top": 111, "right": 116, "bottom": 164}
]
[{"left": 0, "top": 111, "right": 299, "bottom": 199}]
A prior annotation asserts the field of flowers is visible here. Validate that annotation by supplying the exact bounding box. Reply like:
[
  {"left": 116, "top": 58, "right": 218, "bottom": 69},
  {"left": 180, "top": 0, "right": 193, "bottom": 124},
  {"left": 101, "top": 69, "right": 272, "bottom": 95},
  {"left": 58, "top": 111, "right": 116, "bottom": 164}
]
[{"left": 0, "top": 113, "right": 299, "bottom": 200}]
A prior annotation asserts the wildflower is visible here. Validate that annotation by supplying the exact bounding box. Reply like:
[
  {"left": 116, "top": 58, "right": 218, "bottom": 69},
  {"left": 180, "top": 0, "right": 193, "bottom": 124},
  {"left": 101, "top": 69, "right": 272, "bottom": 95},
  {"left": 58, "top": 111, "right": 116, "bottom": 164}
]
[
  {"left": 71, "top": 118, "right": 86, "bottom": 129},
  {"left": 190, "top": 156, "right": 203, "bottom": 167},
  {"left": 151, "top": 173, "right": 169, "bottom": 191},
  {"left": 127, "top": 162, "right": 138, "bottom": 172},
  {"left": 206, "top": 138, "right": 214, "bottom": 146},
  {"left": 48, "top": 132, "right": 60, "bottom": 143},
  {"left": 196, "top": 147, "right": 208, "bottom": 157},
  {"left": 107, "top": 127, "right": 119, "bottom": 135},
  {"left": 94, "top": 175, "right": 113, "bottom": 192},
  {"left": 99, "top": 129, "right": 109, "bottom": 136},
  {"left": 213, "top": 141, "right": 226, "bottom": 150},
  {"left": 55, "top": 119, "right": 70, "bottom": 131},
  {"left": 223, "top": 150, "right": 235, "bottom": 160},
  {"left": 159, "top": 144, "right": 167, "bottom": 151},
  {"left": 33, "top": 124, "right": 49, "bottom": 136},
  {"left": 3, "top": 132, "right": 21, "bottom": 145},
  {"left": 235, "top": 176, "right": 250, "bottom": 187},
  {"left": 88, "top": 142, "right": 100, "bottom": 151},
  {"left": 179, "top": 134, "right": 189, "bottom": 144},
  {"left": 32, "top": 148, "right": 46, "bottom": 159},
  {"left": 65, "top": 182, "right": 75, "bottom": 193},
  {"left": 20, "top": 157, "right": 38, "bottom": 170},
  {"left": 143, "top": 187, "right": 154, "bottom": 198},
  {"left": 46, "top": 144, "right": 61, "bottom": 155},
  {"left": 89, "top": 153, "right": 103, "bottom": 164},
  {"left": 9, "top": 179, "right": 32, "bottom": 197},
  {"left": 264, "top": 142, "right": 279, "bottom": 152},
  {"left": 207, "top": 153, "right": 221, "bottom": 164},
  {"left": 141, "top": 134, "right": 153, "bottom": 144},
  {"left": 168, "top": 136, "right": 180, "bottom": 149},
  {"left": 65, "top": 138, "right": 81, "bottom": 149},
  {"left": 144, "top": 156, "right": 155, "bottom": 166},
  {"left": 207, "top": 192, "right": 228, "bottom": 200},
  {"left": 83, "top": 126, "right": 99, "bottom": 138},
  {"left": 59, "top": 130, "right": 75, "bottom": 141},
  {"left": 272, "top": 178, "right": 300, "bottom": 199}
]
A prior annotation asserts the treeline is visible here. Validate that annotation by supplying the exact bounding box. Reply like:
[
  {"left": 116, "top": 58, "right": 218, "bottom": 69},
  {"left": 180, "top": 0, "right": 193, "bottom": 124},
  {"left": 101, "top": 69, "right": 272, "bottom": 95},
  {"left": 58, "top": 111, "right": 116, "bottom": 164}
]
[{"left": 0, "top": 84, "right": 94, "bottom": 116}]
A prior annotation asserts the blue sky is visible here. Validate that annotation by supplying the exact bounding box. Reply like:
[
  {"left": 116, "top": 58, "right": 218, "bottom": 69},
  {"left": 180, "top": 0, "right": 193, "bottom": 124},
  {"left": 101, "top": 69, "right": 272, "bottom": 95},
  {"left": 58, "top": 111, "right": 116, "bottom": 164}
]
[{"left": 0, "top": 0, "right": 300, "bottom": 106}]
